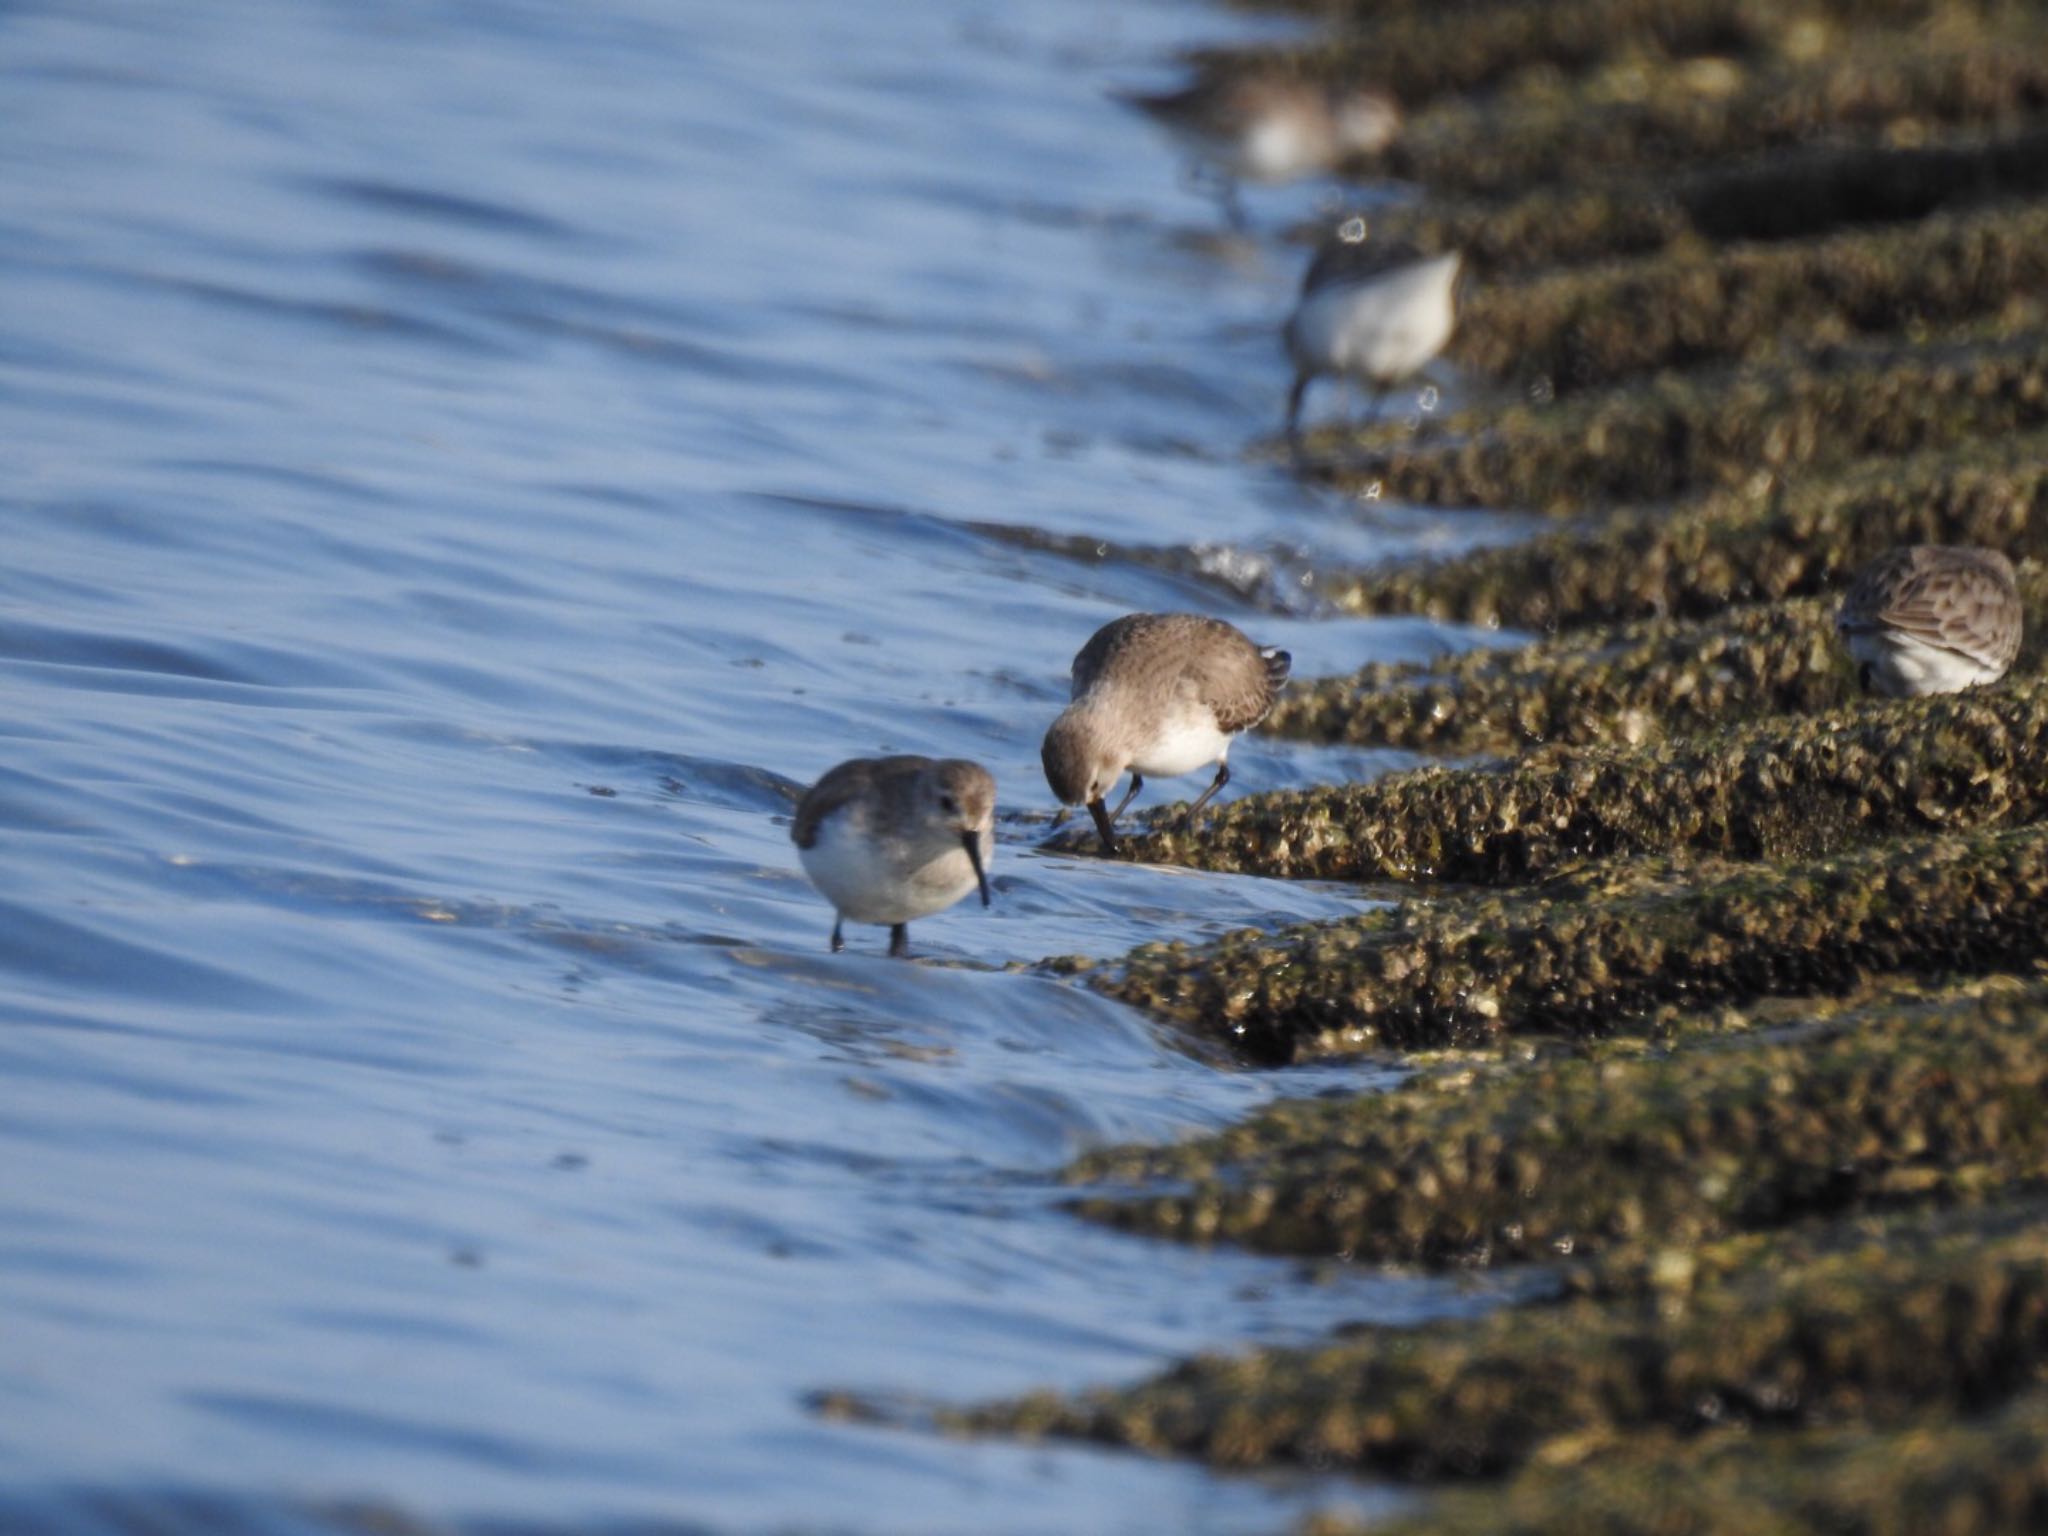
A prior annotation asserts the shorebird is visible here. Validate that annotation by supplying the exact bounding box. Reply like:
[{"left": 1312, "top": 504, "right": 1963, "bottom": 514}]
[
  {"left": 1283, "top": 218, "right": 1462, "bottom": 440},
  {"left": 1041, "top": 613, "right": 1290, "bottom": 855},
  {"left": 1836, "top": 545, "right": 2023, "bottom": 697},
  {"left": 792, "top": 756, "right": 995, "bottom": 957},
  {"left": 1121, "top": 72, "right": 1400, "bottom": 226}
]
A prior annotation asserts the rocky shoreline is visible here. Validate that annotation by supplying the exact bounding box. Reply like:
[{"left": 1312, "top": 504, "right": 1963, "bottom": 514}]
[{"left": 843, "top": 0, "right": 2048, "bottom": 1528}]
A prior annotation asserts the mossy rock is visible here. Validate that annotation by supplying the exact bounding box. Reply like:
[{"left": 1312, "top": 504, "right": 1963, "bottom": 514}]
[
  {"left": 1345, "top": 1386, "right": 2048, "bottom": 1535},
  {"left": 1317, "top": 437, "right": 2048, "bottom": 632},
  {"left": 1376, "top": 25, "right": 2048, "bottom": 197},
  {"left": 1087, "top": 817, "right": 2048, "bottom": 1060},
  {"left": 1299, "top": 331, "right": 2048, "bottom": 513},
  {"left": 1088, "top": 675, "right": 2048, "bottom": 889},
  {"left": 1068, "top": 979, "right": 2048, "bottom": 1260},
  {"left": 942, "top": 1202, "right": 2048, "bottom": 1480},
  {"left": 1265, "top": 596, "right": 1851, "bottom": 753},
  {"left": 1454, "top": 200, "right": 2048, "bottom": 396},
  {"left": 1203, "top": 0, "right": 1990, "bottom": 114}
]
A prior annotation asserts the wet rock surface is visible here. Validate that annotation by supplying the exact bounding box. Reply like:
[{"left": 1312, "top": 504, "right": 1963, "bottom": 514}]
[
  {"left": 1069, "top": 977, "right": 2048, "bottom": 1255},
  {"left": 1316, "top": 438, "right": 2048, "bottom": 632},
  {"left": 1297, "top": 333, "right": 2048, "bottom": 513},
  {"left": 1087, "top": 820, "right": 2048, "bottom": 1060},
  {"left": 859, "top": 0, "right": 2048, "bottom": 1524},
  {"left": 945, "top": 1203, "right": 2048, "bottom": 1480},
  {"left": 1060, "top": 675, "right": 2048, "bottom": 886}
]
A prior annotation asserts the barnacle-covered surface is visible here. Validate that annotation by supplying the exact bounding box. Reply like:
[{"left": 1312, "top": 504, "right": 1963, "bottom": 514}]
[
  {"left": 943, "top": 1204, "right": 2048, "bottom": 1478},
  {"left": 1068, "top": 977, "right": 2048, "bottom": 1251},
  {"left": 1262, "top": 597, "right": 1851, "bottom": 753},
  {"left": 1340, "top": 1389, "right": 2048, "bottom": 1536},
  {"left": 1452, "top": 201, "right": 2048, "bottom": 396},
  {"left": 1271, "top": 564, "right": 2048, "bottom": 753},
  {"left": 1056, "top": 676, "right": 2048, "bottom": 884},
  {"left": 1087, "top": 821, "right": 2048, "bottom": 1059},
  {"left": 1297, "top": 333, "right": 2048, "bottom": 513},
  {"left": 1316, "top": 439, "right": 2048, "bottom": 631},
  {"left": 898, "top": 0, "right": 2048, "bottom": 1524}
]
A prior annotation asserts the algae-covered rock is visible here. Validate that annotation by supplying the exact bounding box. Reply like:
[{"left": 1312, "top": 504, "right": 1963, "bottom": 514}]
[
  {"left": 1317, "top": 440, "right": 2048, "bottom": 632},
  {"left": 1351, "top": 119, "right": 2048, "bottom": 275},
  {"left": 1095, "top": 676, "right": 2048, "bottom": 887},
  {"left": 945, "top": 1204, "right": 2048, "bottom": 1479},
  {"left": 1300, "top": 332, "right": 2048, "bottom": 513},
  {"left": 1207, "top": 0, "right": 1993, "bottom": 115},
  {"left": 1264, "top": 597, "right": 1850, "bottom": 753},
  {"left": 1378, "top": 29, "right": 2048, "bottom": 198},
  {"left": 1069, "top": 980, "right": 2048, "bottom": 1259},
  {"left": 1349, "top": 1387, "right": 2048, "bottom": 1535},
  {"left": 1359, "top": 187, "right": 1702, "bottom": 278},
  {"left": 1091, "top": 819, "right": 2048, "bottom": 1059},
  {"left": 1454, "top": 200, "right": 2048, "bottom": 395}
]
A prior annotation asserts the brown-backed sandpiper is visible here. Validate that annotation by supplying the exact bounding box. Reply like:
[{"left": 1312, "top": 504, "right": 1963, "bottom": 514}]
[
  {"left": 1836, "top": 545, "right": 2022, "bottom": 697},
  {"left": 1041, "top": 613, "right": 1290, "bottom": 854}
]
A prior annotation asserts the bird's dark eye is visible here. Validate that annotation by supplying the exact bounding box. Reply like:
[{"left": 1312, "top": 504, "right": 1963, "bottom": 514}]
[{"left": 939, "top": 794, "right": 958, "bottom": 813}]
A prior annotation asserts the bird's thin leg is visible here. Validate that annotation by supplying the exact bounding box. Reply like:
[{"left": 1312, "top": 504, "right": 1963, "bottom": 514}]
[
  {"left": 1284, "top": 372, "right": 1312, "bottom": 443},
  {"left": 1107, "top": 773, "right": 1144, "bottom": 822},
  {"left": 1178, "top": 761, "right": 1231, "bottom": 831},
  {"left": 830, "top": 917, "right": 845, "bottom": 953},
  {"left": 1086, "top": 797, "right": 1122, "bottom": 856},
  {"left": 888, "top": 923, "right": 910, "bottom": 959}
]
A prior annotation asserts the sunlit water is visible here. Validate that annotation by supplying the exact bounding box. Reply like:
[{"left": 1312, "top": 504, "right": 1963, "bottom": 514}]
[{"left": 1, "top": 2, "right": 1532, "bottom": 1532}]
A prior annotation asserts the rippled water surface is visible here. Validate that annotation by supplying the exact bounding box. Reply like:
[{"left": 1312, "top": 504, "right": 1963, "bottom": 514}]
[{"left": 1, "top": 2, "right": 1526, "bottom": 1531}]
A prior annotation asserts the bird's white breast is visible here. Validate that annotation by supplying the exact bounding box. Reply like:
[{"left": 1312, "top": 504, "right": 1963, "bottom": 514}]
[
  {"left": 1128, "top": 704, "right": 1232, "bottom": 778},
  {"left": 1844, "top": 629, "right": 2003, "bottom": 698},
  {"left": 1289, "top": 252, "right": 1460, "bottom": 382},
  {"left": 798, "top": 811, "right": 982, "bottom": 925}
]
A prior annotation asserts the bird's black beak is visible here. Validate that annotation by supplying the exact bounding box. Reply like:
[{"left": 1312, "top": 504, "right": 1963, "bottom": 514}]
[{"left": 962, "top": 832, "right": 991, "bottom": 907}]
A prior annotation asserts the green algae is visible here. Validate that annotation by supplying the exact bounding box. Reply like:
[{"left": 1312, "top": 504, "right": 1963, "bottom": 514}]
[
  {"left": 1453, "top": 200, "right": 2048, "bottom": 396},
  {"left": 1088, "top": 675, "right": 2048, "bottom": 887},
  {"left": 1335, "top": 1387, "right": 2048, "bottom": 1536},
  {"left": 1091, "top": 817, "right": 2048, "bottom": 1060},
  {"left": 1299, "top": 331, "right": 2048, "bottom": 513},
  {"left": 944, "top": 1203, "right": 2048, "bottom": 1479},
  {"left": 1264, "top": 597, "right": 1851, "bottom": 754},
  {"left": 1068, "top": 979, "right": 2048, "bottom": 1260},
  {"left": 1316, "top": 439, "right": 2048, "bottom": 631}
]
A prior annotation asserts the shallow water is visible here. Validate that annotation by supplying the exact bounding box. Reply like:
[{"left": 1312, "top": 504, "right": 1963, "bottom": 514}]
[{"left": 1, "top": 2, "right": 1529, "bottom": 1531}]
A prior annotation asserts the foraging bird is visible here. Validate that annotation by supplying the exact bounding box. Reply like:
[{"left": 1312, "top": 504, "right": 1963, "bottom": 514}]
[
  {"left": 792, "top": 756, "right": 995, "bottom": 957},
  {"left": 1041, "top": 613, "right": 1290, "bottom": 855},
  {"left": 1122, "top": 72, "right": 1400, "bottom": 226},
  {"left": 1284, "top": 219, "right": 1461, "bottom": 440},
  {"left": 1836, "top": 545, "right": 2023, "bottom": 697}
]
